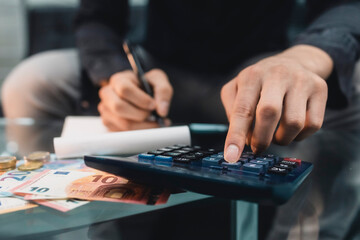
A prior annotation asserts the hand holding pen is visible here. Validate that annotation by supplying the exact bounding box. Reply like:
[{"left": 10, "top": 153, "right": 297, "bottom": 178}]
[
  {"left": 97, "top": 42, "right": 172, "bottom": 131},
  {"left": 122, "top": 41, "right": 167, "bottom": 127}
]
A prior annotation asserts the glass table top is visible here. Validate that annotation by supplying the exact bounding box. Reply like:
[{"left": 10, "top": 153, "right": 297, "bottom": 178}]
[
  {"left": 0, "top": 119, "right": 219, "bottom": 239},
  {"left": 0, "top": 118, "right": 359, "bottom": 239}
]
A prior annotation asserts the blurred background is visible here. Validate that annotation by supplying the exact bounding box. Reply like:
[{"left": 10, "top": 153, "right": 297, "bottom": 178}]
[
  {"left": 0, "top": 0, "right": 311, "bottom": 117},
  {"left": 0, "top": 0, "right": 151, "bottom": 115}
]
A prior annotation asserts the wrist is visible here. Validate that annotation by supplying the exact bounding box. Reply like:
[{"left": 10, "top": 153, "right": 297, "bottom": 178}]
[{"left": 279, "top": 44, "right": 334, "bottom": 80}]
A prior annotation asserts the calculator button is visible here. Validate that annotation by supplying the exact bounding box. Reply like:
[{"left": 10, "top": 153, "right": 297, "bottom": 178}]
[
  {"left": 175, "top": 144, "right": 188, "bottom": 147},
  {"left": 174, "top": 150, "right": 190, "bottom": 154},
  {"left": 222, "top": 161, "right": 242, "bottom": 169},
  {"left": 242, "top": 163, "right": 264, "bottom": 174},
  {"left": 202, "top": 157, "right": 223, "bottom": 167},
  {"left": 203, "top": 156, "right": 223, "bottom": 161},
  {"left": 164, "top": 152, "right": 182, "bottom": 157},
  {"left": 241, "top": 154, "right": 254, "bottom": 160},
  {"left": 158, "top": 148, "right": 173, "bottom": 152},
  {"left": 154, "top": 161, "right": 172, "bottom": 167},
  {"left": 138, "top": 154, "right": 155, "bottom": 160},
  {"left": 210, "top": 154, "right": 223, "bottom": 158},
  {"left": 255, "top": 157, "right": 274, "bottom": 166},
  {"left": 193, "top": 146, "right": 202, "bottom": 150},
  {"left": 182, "top": 147, "right": 194, "bottom": 151},
  {"left": 154, "top": 155, "right": 173, "bottom": 162},
  {"left": 148, "top": 150, "right": 164, "bottom": 155},
  {"left": 268, "top": 166, "right": 288, "bottom": 175},
  {"left": 238, "top": 157, "right": 250, "bottom": 164},
  {"left": 281, "top": 160, "right": 298, "bottom": 167},
  {"left": 209, "top": 165, "right": 224, "bottom": 171},
  {"left": 193, "top": 152, "right": 204, "bottom": 158},
  {"left": 173, "top": 157, "right": 191, "bottom": 164},
  {"left": 250, "top": 160, "right": 269, "bottom": 170},
  {"left": 207, "top": 148, "right": 217, "bottom": 152},
  {"left": 275, "top": 163, "right": 293, "bottom": 171},
  {"left": 266, "top": 154, "right": 280, "bottom": 163},
  {"left": 167, "top": 146, "right": 182, "bottom": 150},
  {"left": 284, "top": 157, "right": 301, "bottom": 165},
  {"left": 182, "top": 154, "right": 198, "bottom": 161},
  {"left": 197, "top": 150, "right": 213, "bottom": 156}
]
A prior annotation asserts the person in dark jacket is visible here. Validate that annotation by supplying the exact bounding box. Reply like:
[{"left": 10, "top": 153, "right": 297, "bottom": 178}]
[{"left": 2, "top": 0, "right": 360, "bottom": 161}]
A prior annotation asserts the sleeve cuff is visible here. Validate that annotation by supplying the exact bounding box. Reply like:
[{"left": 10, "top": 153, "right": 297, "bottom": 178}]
[
  {"left": 82, "top": 52, "right": 131, "bottom": 85},
  {"left": 293, "top": 28, "right": 360, "bottom": 109},
  {"left": 76, "top": 22, "right": 131, "bottom": 85}
]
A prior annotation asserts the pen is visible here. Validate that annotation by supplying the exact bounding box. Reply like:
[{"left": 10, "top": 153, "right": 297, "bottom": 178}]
[{"left": 123, "top": 40, "right": 165, "bottom": 127}]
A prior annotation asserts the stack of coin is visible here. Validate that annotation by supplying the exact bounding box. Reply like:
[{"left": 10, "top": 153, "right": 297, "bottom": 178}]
[
  {"left": 18, "top": 161, "right": 43, "bottom": 171},
  {"left": 0, "top": 156, "right": 17, "bottom": 171},
  {"left": 18, "top": 151, "right": 50, "bottom": 171},
  {"left": 25, "top": 151, "right": 50, "bottom": 163}
]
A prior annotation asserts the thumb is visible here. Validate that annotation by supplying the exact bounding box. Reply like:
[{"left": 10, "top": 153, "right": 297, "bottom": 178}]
[{"left": 145, "top": 69, "right": 173, "bottom": 117}]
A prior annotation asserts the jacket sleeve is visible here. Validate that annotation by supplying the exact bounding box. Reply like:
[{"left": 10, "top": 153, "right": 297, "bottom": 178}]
[
  {"left": 292, "top": 2, "right": 360, "bottom": 108},
  {"left": 74, "top": 0, "right": 131, "bottom": 86}
]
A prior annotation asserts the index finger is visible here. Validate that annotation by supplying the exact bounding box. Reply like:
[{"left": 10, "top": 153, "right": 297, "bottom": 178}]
[{"left": 224, "top": 75, "right": 261, "bottom": 163}]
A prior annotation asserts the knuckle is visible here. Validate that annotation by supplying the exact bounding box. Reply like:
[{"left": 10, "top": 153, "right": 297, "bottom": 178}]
[
  {"left": 270, "top": 64, "right": 288, "bottom": 76},
  {"left": 149, "top": 68, "right": 163, "bottom": 76},
  {"left": 158, "top": 84, "right": 173, "bottom": 97},
  {"left": 284, "top": 117, "right": 304, "bottom": 132},
  {"left": 257, "top": 105, "right": 279, "bottom": 120},
  {"left": 114, "top": 101, "right": 125, "bottom": 112},
  {"left": 306, "top": 118, "right": 323, "bottom": 131},
  {"left": 97, "top": 103, "right": 103, "bottom": 113},
  {"left": 220, "top": 87, "right": 227, "bottom": 103},
  {"left": 221, "top": 81, "right": 232, "bottom": 97},
  {"left": 117, "top": 83, "right": 132, "bottom": 98},
  {"left": 98, "top": 86, "right": 109, "bottom": 99},
  {"left": 109, "top": 74, "right": 120, "bottom": 85},
  {"left": 244, "top": 65, "right": 262, "bottom": 78},
  {"left": 168, "top": 84, "right": 174, "bottom": 96},
  {"left": 138, "top": 111, "right": 151, "bottom": 121},
  {"left": 118, "top": 119, "right": 131, "bottom": 130},
  {"left": 293, "top": 70, "right": 307, "bottom": 81},
  {"left": 226, "top": 132, "right": 246, "bottom": 147},
  {"left": 314, "top": 77, "right": 328, "bottom": 91},
  {"left": 98, "top": 88, "right": 105, "bottom": 99},
  {"left": 232, "top": 105, "right": 254, "bottom": 119},
  {"left": 142, "top": 97, "right": 153, "bottom": 107}
]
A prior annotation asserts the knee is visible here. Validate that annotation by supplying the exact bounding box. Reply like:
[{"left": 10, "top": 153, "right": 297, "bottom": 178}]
[{"left": 2, "top": 52, "right": 57, "bottom": 118}]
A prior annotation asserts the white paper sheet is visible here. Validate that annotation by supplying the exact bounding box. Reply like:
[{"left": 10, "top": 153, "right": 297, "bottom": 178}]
[
  {"left": 54, "top": 118, "right": 191, "bottom": 158},
  {"left": 61, "top": 116, "right": 109, "bottom": 137}
]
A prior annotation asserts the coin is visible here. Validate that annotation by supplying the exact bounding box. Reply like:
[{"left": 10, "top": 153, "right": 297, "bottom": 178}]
[
  {"left": 0, "top": 156, "right": 17, "bottom": 170},
  {"left": 25, "top": 151, "right": 50, "bottom": 163},
  {"left": 18, "top": 161, "right": 43, "bottom": 171},
  {"left": 0, "top": 166, "right": 16, "bottom": 172}
]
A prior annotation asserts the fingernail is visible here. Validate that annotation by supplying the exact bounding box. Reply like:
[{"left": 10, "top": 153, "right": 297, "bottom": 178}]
[
  {"left": 158, "top": 101, "right": 169, "bottom": 116},
  {"left": 225, "top": 144, "right": 239, "bottom": 163}
]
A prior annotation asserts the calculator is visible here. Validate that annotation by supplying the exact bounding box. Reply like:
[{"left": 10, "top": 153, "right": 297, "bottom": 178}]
[{"left": 84, "top": 145, "right": 313, "bottom": 205}]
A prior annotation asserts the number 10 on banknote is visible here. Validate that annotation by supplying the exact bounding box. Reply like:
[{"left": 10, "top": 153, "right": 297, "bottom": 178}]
[{"left": 11, "top": 170, "right": 169, "bottom": 205}]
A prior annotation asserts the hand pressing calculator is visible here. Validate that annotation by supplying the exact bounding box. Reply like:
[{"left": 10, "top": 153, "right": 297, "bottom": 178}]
[{"left": 84, "top": 145, "right": 313, "bottom": 205}]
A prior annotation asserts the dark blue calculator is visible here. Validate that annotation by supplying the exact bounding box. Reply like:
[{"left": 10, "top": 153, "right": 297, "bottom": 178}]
[{"left": 84, "top": 145, "right": 313, "bottom": 205}]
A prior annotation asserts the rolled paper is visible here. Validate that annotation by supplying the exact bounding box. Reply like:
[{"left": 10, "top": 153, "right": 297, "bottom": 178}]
[{"left": 54, "top": 126, "right": 191, "bottom": 159}]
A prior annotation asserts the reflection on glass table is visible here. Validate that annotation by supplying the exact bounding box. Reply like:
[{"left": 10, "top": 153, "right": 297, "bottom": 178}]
[
  {"left": 1, "top": 118, "right": 360, "bottom": 239},
  {"left": 0, "top": 118, "right": 256, "bottom": 240}
]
